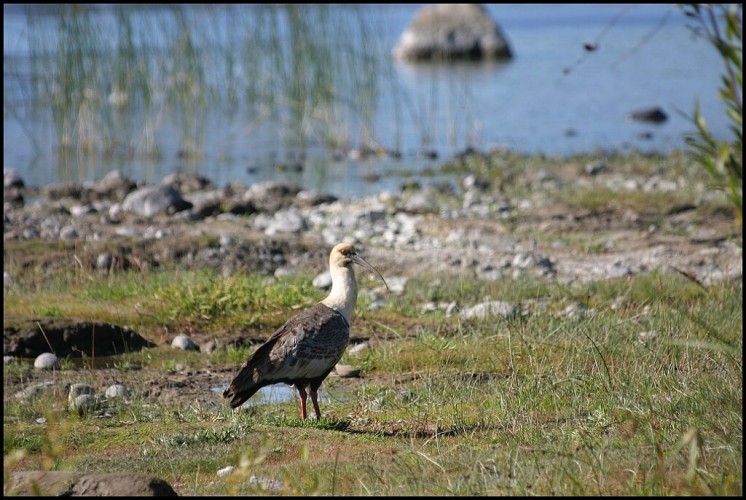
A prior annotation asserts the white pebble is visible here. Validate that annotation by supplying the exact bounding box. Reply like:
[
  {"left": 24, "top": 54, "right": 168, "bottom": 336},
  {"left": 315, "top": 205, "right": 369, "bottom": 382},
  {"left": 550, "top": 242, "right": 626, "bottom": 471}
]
[
  {"left": 34, "top": 352, "right": 60, "bottom": 370},
  {"left": 217, "top": 466, "right": 235, "bottom": 477},
  {"left": 171, "top": 334, "right": 198, "bottom": 350}
]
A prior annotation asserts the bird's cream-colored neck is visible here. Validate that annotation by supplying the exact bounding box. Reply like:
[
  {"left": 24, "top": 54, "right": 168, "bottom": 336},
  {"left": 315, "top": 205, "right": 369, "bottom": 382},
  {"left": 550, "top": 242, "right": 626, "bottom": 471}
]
[{"left": 320, "top": 264, "right": 357, "bottom": 324}]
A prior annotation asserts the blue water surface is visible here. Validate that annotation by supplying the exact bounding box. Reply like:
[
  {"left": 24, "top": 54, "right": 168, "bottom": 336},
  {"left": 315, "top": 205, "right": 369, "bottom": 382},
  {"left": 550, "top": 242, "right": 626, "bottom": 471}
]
[{"left": 3, "top": 4, "right": 731, "bottom": 197}]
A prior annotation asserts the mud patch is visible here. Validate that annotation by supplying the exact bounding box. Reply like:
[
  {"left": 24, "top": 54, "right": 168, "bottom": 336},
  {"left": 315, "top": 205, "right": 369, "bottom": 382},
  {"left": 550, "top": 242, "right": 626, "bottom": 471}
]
[{"left": 3, "top": 317, "right": 156, "bottom": 358}]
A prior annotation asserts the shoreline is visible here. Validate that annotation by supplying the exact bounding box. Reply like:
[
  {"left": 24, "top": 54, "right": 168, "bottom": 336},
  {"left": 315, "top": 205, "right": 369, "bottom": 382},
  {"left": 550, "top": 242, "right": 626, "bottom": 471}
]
[{"left": 5, "top": 148, "right": 741, "bottom": 292}]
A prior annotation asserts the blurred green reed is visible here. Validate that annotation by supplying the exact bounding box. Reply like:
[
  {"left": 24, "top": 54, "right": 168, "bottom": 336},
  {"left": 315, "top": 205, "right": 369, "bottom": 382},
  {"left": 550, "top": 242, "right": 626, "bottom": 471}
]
[{"left": 12, "top": 4, "right": 394, "bottom": 162}]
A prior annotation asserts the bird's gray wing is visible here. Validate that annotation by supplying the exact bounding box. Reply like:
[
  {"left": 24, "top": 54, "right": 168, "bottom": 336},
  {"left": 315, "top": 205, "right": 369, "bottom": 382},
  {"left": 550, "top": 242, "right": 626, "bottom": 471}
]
[{"left": 266, "top": 303, "right": 350, "bottom": 380}]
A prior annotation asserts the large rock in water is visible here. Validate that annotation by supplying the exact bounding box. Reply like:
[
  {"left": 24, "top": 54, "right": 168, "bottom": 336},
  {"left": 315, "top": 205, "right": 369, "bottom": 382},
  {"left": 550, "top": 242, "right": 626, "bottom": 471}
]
[
  {"left": 3, "top": 317, "right": 156, "bottom": 358},
  {"left": 392, "top": 4, "right": 512, "bottom": 62}
]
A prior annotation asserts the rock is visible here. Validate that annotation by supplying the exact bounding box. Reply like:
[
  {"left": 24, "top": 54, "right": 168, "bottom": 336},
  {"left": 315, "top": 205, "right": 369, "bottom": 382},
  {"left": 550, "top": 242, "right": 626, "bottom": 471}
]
[
  {"left": 122, "top": 184, "right": 192, "bottom": 218},
  {"left": 44, "top": 181, "right": 85, "bottom": 201},
  {"left": 626, "top": 106, "right": 668, "bottom": 124},
  {"left": 96, "top": 253, "right": 114, "bottom": 274},
  {"left": 605, "top": 261, "right": 632, "bottom": 278},
  {"left": 348, "top": 342, "right": 369, "bottom": 356},
  {"left": 69, "top": 394, "right": 98, "bottom": 413},
  {"left": 421, "top": 301, "right": 460, "bottom": 316},
  {"left": 312, "top": 272, "right": 332, "bottom": 289},
  {"left": 219, "top": 234, "right": 233, "bottom": 248},
  {"left": 200, "top": 340, "right": 219, "bottom": 354},
  {"left": 70, "top": 204, "right": 96, "bottom": 217},
  {"left": 334, "top": 364, "right": 360, "bottom": 378},
  {"left": 217, "top": 466, "right": 235, "bottom": 478},
  {"left": 248, "top": 474, "right": 283, "bottom": 492},
  {"left": 59, "top": 225, "right": 79, "bottom": 240},
  {"left": 295, "top": 190, "right": 338, "bottom": 207},
  {"left": 392, "top": 4, "right": 512, "bottom": 62},
  {"left": 22, "top": 228, "right": 39, "bottom": 239},
  {"left": 4, "top": 186, "right": 24, "bottom": 209},
  {"left": 584, "top": 162, "right": 608, "bottom": 176},
  {"left": 383, "top": 276, "right": 408, "bottom": 295},
  {"left": 93, "top": 169, "right": 136, "bottom": 200},
  {"left": 559, "top": 302, "right": 594, "bottom": 319},
  {"left": 33, "top": 352, "right": 60, "bottom": 370},
  {"left": 105, "top": 384, "right": 130, "bottom": 398},
  {"left": 4, "top": 169, "right": 24, "bottom": 189},
  {"left": 161, "top": 171, "right": 212, "bottom": 193},
  {"left": 444, "top": 301, "right": 460, "bottom": 317},
  {"left": 115, "top": 226, "right": 140, "bottom": 238},
  {"left": 274, "top": 266, "right": 296, "bottom": 278},
  {"left": 417, "top": 148, "right": 438, "bottom": 160},
  {"left": 242, "top": 181, "right": 301, "bottom": 212},
  {"left": 366, "top": 297, "right": 387, "bottom": 311},
  {"left": 4, "top": 471, "right": 178, "bottom": 496},
  {"left": 221, "top": 196, "right": 256, "bottom": 215},
  {"left": 462, "top": 174, "right": 490, "bottom": 191},
  {"left": 511, "top": 252, "right": 555, "bottom": 277},
  {"left": 171, "top": 334, "right": 199, "bottom": 351},
  {"left": 185, "top": 190, "right": 223, "bottom": 217},
  {"left": 68, "top": 383, "right": 96, "bottom": 401},
  {"left": 261, "top": 209, "right": 308, "bottom": 235},
  {"left": 108, "top": 203, "right": 123, "bottom": 222},
  {"left": 461, "top": 300, "right": 517, "bottom": 320},
  {"left": 638, "top": 330, "right": 657, "bottom": 344},
  {"left": 14, "top": 381, "right": 55, "bottom": 400}
]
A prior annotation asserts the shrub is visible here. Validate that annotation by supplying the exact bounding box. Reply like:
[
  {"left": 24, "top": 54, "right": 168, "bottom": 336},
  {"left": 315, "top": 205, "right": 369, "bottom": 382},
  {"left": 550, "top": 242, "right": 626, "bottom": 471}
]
[{"left": 682, "top": 4, "right": 743, "bottom": 231}]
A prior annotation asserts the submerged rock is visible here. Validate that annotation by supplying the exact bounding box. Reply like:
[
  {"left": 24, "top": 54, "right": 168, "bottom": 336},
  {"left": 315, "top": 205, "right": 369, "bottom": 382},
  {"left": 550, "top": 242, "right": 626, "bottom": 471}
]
[
  {"left": 393, "top": 4, "right": 512, "bottom": 62},
  {"left": 626, "top": 106, "right": 668, "bottom": 124}
]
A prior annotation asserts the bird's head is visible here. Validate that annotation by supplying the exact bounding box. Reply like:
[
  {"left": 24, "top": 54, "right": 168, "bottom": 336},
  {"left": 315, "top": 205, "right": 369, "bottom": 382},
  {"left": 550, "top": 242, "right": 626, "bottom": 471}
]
[{"left": 330, "top": 243, "right": 389, "bottom": 290}]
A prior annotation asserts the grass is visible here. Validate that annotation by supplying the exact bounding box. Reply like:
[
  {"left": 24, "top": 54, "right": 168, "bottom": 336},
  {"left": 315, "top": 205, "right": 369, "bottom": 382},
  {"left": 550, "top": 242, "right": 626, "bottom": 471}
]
[
  {"left": 3, "top": 265, "right": 325, "bottom": 340},
  {"left": 2, "top": 151, "right": 741, "bottom": 495},
  {"left": 3, "top": 264, "right": 742, "bottom": 495}
]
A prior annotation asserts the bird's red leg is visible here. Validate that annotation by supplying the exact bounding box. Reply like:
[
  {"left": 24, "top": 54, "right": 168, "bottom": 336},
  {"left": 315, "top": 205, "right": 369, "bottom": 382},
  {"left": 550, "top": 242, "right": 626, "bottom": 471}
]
[
  {"left": 297, "top": 385, "right": 308, "bottom": 419},
  {"left": 310, "top": 388, "right": 322, "bottom": 419}
]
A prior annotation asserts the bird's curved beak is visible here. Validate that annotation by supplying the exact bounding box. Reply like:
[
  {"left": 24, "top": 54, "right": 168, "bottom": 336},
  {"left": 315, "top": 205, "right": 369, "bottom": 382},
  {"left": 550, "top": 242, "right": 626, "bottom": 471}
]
[{"left": 352, "top": 254, "right": 389, "bottom": 291}]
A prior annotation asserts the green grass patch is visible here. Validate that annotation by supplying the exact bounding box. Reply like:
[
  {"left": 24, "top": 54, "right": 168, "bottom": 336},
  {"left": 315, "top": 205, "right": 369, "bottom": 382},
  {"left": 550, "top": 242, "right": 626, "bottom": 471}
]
[
  {"left": 151, "top": 269, "right": 322, "bottom": 330},
  {"left": 4, "top": 267, "right": 741, "bottom": 495}
]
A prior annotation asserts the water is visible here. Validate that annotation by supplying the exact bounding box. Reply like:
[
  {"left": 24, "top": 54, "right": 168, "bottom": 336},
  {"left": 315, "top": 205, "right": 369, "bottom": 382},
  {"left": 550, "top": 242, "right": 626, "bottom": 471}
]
[
  {"left": 3, "top": 4, "right": 731, "bottom": 198},
  {"left": 211, "top": 382, "right": 329, "bottom": 407}
]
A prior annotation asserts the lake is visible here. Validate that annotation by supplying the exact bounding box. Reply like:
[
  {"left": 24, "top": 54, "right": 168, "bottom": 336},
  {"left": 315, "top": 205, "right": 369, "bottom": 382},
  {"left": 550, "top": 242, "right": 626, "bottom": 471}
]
[{"left": 3, "top": 4, "right": 731, "bottom": 198}]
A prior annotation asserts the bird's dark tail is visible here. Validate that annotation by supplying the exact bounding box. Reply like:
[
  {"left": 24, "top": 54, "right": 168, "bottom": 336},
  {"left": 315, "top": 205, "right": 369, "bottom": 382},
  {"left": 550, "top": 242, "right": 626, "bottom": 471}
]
[
  {"left": 223, "top": 363, "right": 265, "bottom": 409},
  {"left": 223, "top": 334, "right": 279, "bottom": 409}
]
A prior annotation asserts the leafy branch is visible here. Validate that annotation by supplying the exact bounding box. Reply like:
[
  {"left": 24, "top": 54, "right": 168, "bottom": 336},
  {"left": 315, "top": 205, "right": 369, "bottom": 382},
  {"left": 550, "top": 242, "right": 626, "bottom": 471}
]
[{"left": 682, "top": 4, "right": 743, "bottom": 231}]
